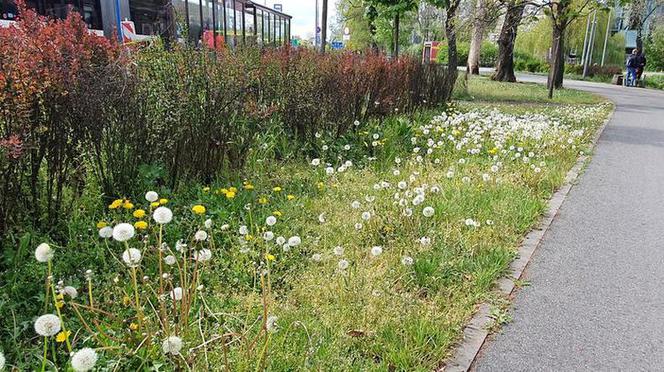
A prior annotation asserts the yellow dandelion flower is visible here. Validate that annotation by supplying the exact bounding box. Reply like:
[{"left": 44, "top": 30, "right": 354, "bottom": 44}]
[
  {"left": 134, "top": 221, "right": 148, "bottom": 230},
  {"left": 192, "top": 205, "right": 206, "bottom": 215},
  {"left": 244, "top": 183, "right": 254, "bottom": 190},
  {"left": 245, "top": 234, "right": 254, "bottom": 241},
  {"left": 488, "top": 147, "right": 498, "bottom": 155},
  {"left": 272, "top": 186, "right": 282, "bottom": 192},
  {"left": 225, "top": 191, "right": 236, "bottom": 199},
  {"left": 265, "top": 253, "right": 276, "bottom": 261},
  {"left": 129, "top": 322, "right": 139, "bottom": 331},
  {"left": 229, "top": 187, "right": 238, "bottom": 193},
  {"left": 258, "top": 197, "right": 268, "bottom": 205},
  {"left": 108, "top": 199, "right": 123, "bottom": 209},
  {"left": 150, "top": 201, "right": 160, "bottom": 208},
  {"left": 123, "top": 295, "right": 131, "bottom": 306},
  {"left": 203, "top": 186, "right": 211, "bottom": 192},
  {"left": 273, "top": 210, "right": 283, "bottom": 217},
  {"left": 123, "top": 201, "right": 134, "bottom": 210},
  {"left": 220, "top": 188, "right": 229, "bottom": 194},
  {"left": 287, "top": 194, "right": 295, "bottom": 201},
  {"left": 55, "top": 300, "right": 64, "bottom": 309},
  {"left": 159, "top": 198, "right": 168, "bottom": 205},
  {"left": 133, "top": 209, "right": 146, "bottom": 219},
  {"left": 55, "top": 330, "right": 71, "bottom": 343},
  {"left": 316, "top": 182, "right": 325, "bottom": 190},
  {"left": 96, "top": 221, "right": 107, "bottom": 229}
]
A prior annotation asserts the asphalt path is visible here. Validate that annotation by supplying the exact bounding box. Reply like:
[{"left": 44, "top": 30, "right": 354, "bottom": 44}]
[{"left": 472, "top": 75, "right": 664, "bottom": 371}]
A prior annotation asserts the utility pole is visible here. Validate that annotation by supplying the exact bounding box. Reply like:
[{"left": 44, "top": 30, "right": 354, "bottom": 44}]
[
  {"left": 581, "top": 14, "right": 592, "bottom": 66},
  {"left": 582, "top": 10, "right": 597, "bottom": 78},
  {"left": 601, "top": 9, "right": 612, "bottom": 66},
  {"left": 321, "top": 0, "right": 328, "bottom": 52},
  {"left": 315, "top": 0, "right": 319, "bottom": 48}
]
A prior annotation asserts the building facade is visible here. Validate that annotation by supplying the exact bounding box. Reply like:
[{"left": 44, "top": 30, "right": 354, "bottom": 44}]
[{"left": 1, "top": 0, "right": 291, "bottom": 46}]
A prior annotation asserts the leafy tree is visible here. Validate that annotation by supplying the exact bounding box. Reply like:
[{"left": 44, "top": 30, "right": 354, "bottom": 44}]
[
  {"left": 492, "top": 0, "right": 529, "bottom": 81},
  {"left": 427, "top": 0, "right": 463, "bottom": 99},
  {"left": 368, "top": 0, "right": 418, "bottom": 57},
  {"left": 543, "top": 0, "right": 601, "bottom": 96}
]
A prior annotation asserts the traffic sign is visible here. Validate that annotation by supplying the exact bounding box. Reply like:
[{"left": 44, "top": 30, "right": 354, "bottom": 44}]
[{"left": 331, "top": 41, "right": 343, "bottom": 50}]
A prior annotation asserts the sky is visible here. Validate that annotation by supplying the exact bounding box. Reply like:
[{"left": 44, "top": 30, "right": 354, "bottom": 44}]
[{"left": 262, "top": 0, "right": 338, "bottom": 39}]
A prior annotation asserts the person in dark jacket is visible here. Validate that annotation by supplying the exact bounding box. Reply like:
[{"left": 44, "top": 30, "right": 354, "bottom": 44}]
[{"left": 626, "top": 49, "right": 639, "bottom": 87}]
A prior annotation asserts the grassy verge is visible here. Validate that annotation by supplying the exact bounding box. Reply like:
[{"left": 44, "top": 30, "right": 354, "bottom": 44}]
[
  {"left": 0, "top": 77, "right": 612, "bottom": 370},
  {"left": 457, "top": 75, "right": 605, "bottom": 104}
]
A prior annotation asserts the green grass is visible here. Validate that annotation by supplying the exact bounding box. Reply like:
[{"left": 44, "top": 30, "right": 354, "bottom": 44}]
[
  {"left": 0, "top": 78, "right": 612, "bottom": 371},
  {"left": 456, "top": 75, "right": 605, "bottom": 104}
]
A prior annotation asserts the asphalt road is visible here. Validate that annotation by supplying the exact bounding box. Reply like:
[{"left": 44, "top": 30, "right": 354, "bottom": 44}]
[{"left": 472, "top": 76, "right": 664, "bottom": 371}]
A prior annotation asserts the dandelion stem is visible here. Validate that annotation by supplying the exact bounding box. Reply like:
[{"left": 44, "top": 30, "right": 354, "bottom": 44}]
[
  {"left": 132, "top": 267, "right": 142, "bottom": 323},
  {"left": 48, "top": 261, "right": 72, "bottom": 353},
  {"left": 87, "top": 277, "right": 94, "bottom": 309},
  {"left": 41, "top": 336, "right": 48, "bottom": 372}
]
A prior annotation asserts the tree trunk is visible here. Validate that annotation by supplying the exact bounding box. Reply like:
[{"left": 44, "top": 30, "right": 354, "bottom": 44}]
[
  {"left": 467, "top": 0, "right": 487, "bottom": 75},
  {"left": 445, "top": 1, "right": 460, "bottom": 100},
  {"left": 393, "top": 13, "right": 400, "bottom": 58},
  {"left": 492, "top": 1, "right": 525, "bottom": 82},
  {"left": 320, "top": 0, "right": 328, "bottom": 53},
  {"left": 547, "top": 24, "right": 565, "bottom": 93}
]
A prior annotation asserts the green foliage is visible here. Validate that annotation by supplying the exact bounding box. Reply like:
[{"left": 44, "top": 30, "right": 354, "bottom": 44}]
[
  {"left": 645, "top": 27, "right": 664, "bottom": 71},
  {"left": 436, "top": 41, "right": 498, "bottom": 67}
]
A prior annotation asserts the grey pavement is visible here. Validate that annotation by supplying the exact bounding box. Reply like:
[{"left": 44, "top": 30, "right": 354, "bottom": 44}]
[{"left": 472, "top": 75, "right": 664, "bottom": 371}]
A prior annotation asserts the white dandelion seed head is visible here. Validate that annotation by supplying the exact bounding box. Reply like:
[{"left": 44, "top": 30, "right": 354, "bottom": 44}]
[
  {"left": 361, "top": 211, "right": 371, "bottom": 221},
  {"left": 370, "top": 246, "right": 383, "bottom": 257},
  {"left": 288, "top": 236, "right": 301, "bottom": 247},
  {"left": 112, "top": 223, "right": 135, "bottom": 242},
  {"left": 344, "top": 144, "right": 351, "bottom": 150},
  {"left": 338, "top": 259, "right": 349, "bottom": 270},
  {"left": 311, "top": 253, "right": 322, "bottom": 262},
  {"left": 221, "top": 224, "right": 230, "bottom": 231},
  {"left": 266, "top": 315, "right": 278, "bottom": 332},
  {"left": 0, "top": 351, "right": 4, "bottom": 370},
  {"left": 282, "top": 243, "right": 291, "bottom": 252},
  {"left": 204, "top": 219, "right": 213, "bottom": 229},
  {"left": 194, "top": 230, "right": 208, "bottom": 241},
  {"left": 34, "top": 314, "right": 61, "bottom": 336},
  {"left": 164, "top": 255, "right": 176, "bottom": 265},
  {"left": 325, "top": 167, "right": 334, "bottom": 175},
  {"left": 98, "top": 226, "right": 113, "bottom": 239},
  {"left": 318, "top": 213, "right": 326, "bottom": 223},
  {"left": 263, "top": 231, "right": 275, "bottom": 241},
  {"left": 276, "top": 236, "right": 286, "bottom": 245},
  {"left": 35, "top": 243, "right": 54, "bottom": 263},
  {"left": 176, "top": 240, "right": 187, "bottom": 252},
  {"left": 423, "top": 207, "right": 435, "bottom": 218},
  {"left": 401, "top": 256, "right": 414, "bottom": 266},
  {"left": 239, "top": 225, "right": 249, "bottom": 235},
  {"left": 351, "top": 200, "right": 361, "bottom": 209},
  {"left": 333, "top": 246, "right": 344, "bottom": 256},
  {"left": 162, "top": 336, "right": 183, "bottom": 355},
  {"left": 170, "top": 287, "right": 183, "bottom": 301},
  {"left": 71, "top": 348, "right": 98, "bottom": 372},
  {"left": 403, "top": 208, "right": 413, "bottom": 217},
  {"left": 266, "top": 216, "right": 277, "bottom": 226},
  {"left": 152, "top": 207, "right": 173, "bottom": 224},
  {"left": 354, "top": 223, "right": 363, "bottom": 230},
  {"left": 398, "top": 181, "right": 408, "bottom": 190},
  {"left": 145, "top": 191, "right": 159, "bottom": 202},
  {"left": 194, "top": 249, "right": 212, "bottom": 262},
  {"left": 311, "top": 158, "right": 321, "bottom": 166},
  {"left": 122, "top": 248, "right": 142, "bottom": 267},
  {"left": 62, "top": 286, "right": 78, "bottom": 299},
  {"left": 419, "top": 236, "right": 431, "bottom": 246}
]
